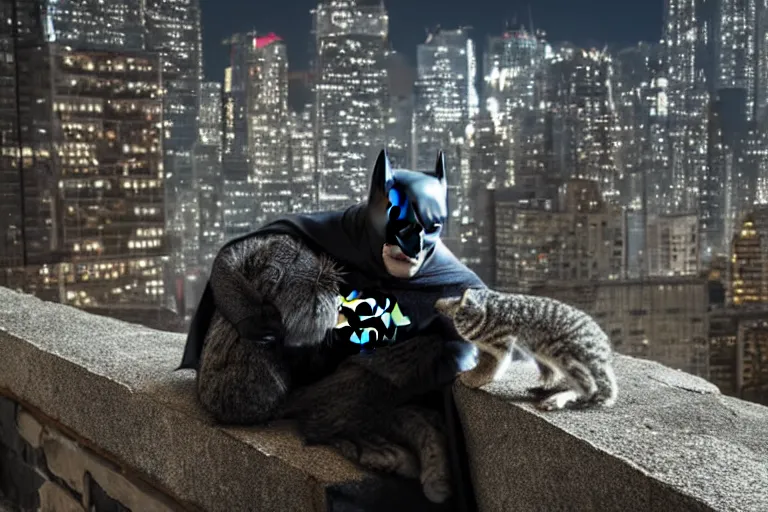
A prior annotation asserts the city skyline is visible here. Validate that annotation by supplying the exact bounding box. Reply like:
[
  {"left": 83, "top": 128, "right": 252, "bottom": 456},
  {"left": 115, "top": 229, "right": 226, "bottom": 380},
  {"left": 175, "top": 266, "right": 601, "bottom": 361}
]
[
  {"left": 2, "top": 0, "right": 767, "bottom": 405},
  {"left": 201, "top": 0, "right": 663, "bottom": 79}
]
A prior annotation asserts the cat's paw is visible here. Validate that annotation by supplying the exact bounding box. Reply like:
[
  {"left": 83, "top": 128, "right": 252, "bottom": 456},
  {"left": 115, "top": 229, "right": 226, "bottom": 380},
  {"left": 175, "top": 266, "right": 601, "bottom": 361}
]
[
  {"left": 537, "top": 390, "right": 580, "bottom": 411},
  {"left": 358, "top": 440, "right": 421, "bottom": 479},
  {"left": 331, "top": 438, "right": 360, "bottom": 461},
  {"left": 538, "top": 369, "right": 561, "bottom": 389},
  {"left": 458, "top": 370, "right": 493, "bottom": 389},
  {"left": 422, "top": 474, "right": 453, "bottom": 504}
]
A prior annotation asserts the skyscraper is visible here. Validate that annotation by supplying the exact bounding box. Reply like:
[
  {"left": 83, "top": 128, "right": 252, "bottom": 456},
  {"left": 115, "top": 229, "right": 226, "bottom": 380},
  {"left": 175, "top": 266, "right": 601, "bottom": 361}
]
[
  {"left": 47, "top": 0, "right": 145, "bottom": 50},
  {"left": 145, "top": 0, "right": 202, "bottom": 281},
  {"left": 1, "top": 0, "right": 56, "bottom": 279},
  {"left": 42, "top": 47, "right": 166, "bottom": 307},
  {"left": 715, "top": 0, "right": 757, "bottom": 121},
  {"left": 221, "top": 33, "right": 256, "bottom": 238},
  {"left": 195, "top": 81, "right": 225, "bottom": 272},
  {"left": 545, "top": 46, "right": 620, "bottom": 202},
  {"left": 483, "top": 26, "right": 547, "bottom": 188},
  {"left": 412, "top": 26, "right": 478, "bottom": 246},
  {"left": 313, "top": 0, "right": 389, "bottom": 210},
  {"left": 248, "top": 33, "right": 290, "bottom": 225}
]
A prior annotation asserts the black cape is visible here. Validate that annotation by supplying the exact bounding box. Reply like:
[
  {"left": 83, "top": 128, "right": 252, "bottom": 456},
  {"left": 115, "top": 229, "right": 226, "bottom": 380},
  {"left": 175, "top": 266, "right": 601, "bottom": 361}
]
[{"left": 178, "top": 203, "right": 483, "bottom": 370}]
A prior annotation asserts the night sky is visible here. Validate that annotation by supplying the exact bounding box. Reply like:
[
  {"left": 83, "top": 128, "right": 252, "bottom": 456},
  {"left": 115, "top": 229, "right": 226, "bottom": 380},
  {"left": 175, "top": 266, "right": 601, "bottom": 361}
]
[{"left": 200, "top": 0, "right": 664, "bottom": 82}]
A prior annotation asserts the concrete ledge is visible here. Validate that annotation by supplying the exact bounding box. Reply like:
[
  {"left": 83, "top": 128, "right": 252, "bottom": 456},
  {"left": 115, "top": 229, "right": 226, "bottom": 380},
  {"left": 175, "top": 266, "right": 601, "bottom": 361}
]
[
  {"left": 0, "top": 287, "right": 438, "bottom": 512},
  {"left": 454, "top": 355, "right": 768, "bottom": 512}
]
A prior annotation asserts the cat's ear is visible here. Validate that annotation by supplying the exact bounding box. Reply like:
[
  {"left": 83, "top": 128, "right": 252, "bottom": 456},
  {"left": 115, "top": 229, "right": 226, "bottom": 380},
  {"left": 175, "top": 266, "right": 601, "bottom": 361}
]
[
  {"left": 435, "top": 296, "right": 460, "bottom": 316},
  {"left": 460, "top": 288, "right": 484, "bottom": 309},
  {"left": 434, "top": 151, "right": 447, "bottom": 186},
  {"left": 368, "top": 149, "right": 394, "bottom": 203}
]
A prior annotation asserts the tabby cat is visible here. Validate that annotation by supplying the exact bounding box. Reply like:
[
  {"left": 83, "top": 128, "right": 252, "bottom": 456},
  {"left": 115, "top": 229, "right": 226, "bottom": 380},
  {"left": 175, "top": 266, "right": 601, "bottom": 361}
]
[{"left": 435, "top": 287, "right": 618, "bottom": 410}]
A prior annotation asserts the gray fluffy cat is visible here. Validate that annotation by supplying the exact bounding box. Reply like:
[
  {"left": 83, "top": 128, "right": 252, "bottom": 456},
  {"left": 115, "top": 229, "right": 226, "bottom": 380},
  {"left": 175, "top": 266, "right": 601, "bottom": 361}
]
[
  {"left": 197, "top": 234, "right": 453, "bottom": 503},
  {"left": 197, "top": 234, "right": 343, "bottom": 424},
  {"left": 435, "top": 287, "right": 618, "bottom": 410}
]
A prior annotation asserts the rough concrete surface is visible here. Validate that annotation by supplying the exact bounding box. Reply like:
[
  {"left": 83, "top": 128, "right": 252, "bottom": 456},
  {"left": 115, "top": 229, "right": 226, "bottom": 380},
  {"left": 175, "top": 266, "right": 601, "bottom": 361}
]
[
  {"left": 454, "top": 355, "right": 768, "bottom": 512},
  {"left": 0, "top": 287, "right": 380, "bottom": 511}
]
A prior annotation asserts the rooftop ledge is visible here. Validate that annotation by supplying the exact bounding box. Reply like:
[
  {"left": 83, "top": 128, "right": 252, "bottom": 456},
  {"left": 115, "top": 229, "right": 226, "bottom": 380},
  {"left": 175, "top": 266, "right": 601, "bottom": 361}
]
[{"left": 0, "top": 286, "right": 766, "bottom": 512}]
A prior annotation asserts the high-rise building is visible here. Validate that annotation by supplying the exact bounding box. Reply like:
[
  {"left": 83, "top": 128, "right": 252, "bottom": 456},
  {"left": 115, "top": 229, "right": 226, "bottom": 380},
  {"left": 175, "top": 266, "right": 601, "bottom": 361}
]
[
  {"left": 289, "top": 106, "right": 318, "bottom": 213},
  {"left": 613, "top": 43, "right": 656, "bottom": 210},
  {"left": 386, "top": 51, "right": 415, "bottom": 169},
  {"left": 312, "top": 0, "right": 389, "bottom": 210},
  {"left": 47, "top": 0, "right": 145, "bottom": 50},
  {"left": 544, "top": 46, "right": 620, "bottom": 203},
  {"left": 221, "top": 34, "right": 256, "bottom": 238},
  {"left": 39, "top": 0, "right": 202, "bottom": 288},
  {"left": 34, "top": 47, "right": 166, "bottom": 307},
  {"left": 144, "top": 0, "right": 202, "bottom": 282},
  {"left": 248, "top": 33, "right": 290, "bottom": 225},
  {"left": 483, "top": 26, "right": 548, "bottom": 188},
  {"left": 532, "top": 277, "right": 711, "bottom": 380},
  {"left": 715, "top": 0, "right": 757, "bottom": 121},
  {"left": 494, "top": 179, "right": 625, "bottom": 293},
  {"left": 459, "top": 113, "right": 503, "bottom": 282},
  {"left": 728, "top": 209, "right": 768, "bottom": 307},
  {"left": 646, "top": 213, "right": 701, "bottom": 276},
  {"left": 412, "top": 26, "right": 478, "bottom": 246},
  {"left": 709, "top": 310, "right": 768, "bottom": 405},
  {"left": 199, "top": 81, "right": 223, "bottom": 146},
  {"left": 1, "top": 0, "right": 55, "bottom": 276},
  {"left": 195, "top": 81, "right": 225, "bottom": 271}
]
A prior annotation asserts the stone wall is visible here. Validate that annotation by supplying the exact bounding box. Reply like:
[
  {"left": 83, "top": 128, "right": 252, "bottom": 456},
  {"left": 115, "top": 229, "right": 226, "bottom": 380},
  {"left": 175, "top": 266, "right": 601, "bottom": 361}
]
[
  {"left": 0, "top": 287, "right": 440, "bottom": 512},
  {"left": 454, "top": 356, "right": 768, "bottom": 512},
  {"left": 1, "top": 285, "right": 767, "bottom": 512},
  {"left": 0, "top": 396, "right": 184, "bottom": 511}
]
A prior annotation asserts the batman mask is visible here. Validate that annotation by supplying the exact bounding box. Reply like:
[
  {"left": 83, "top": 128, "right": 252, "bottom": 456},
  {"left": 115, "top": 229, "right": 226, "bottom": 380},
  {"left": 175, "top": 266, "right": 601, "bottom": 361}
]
[{"left": 367, "top": 149, "right": 448, "bottom": 264}]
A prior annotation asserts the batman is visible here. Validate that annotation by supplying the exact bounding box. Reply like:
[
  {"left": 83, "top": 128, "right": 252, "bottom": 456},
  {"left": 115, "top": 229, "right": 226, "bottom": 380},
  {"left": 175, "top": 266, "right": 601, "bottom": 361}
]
[{"left": 179, "top": 150, "right": 484, "bottom": 508}]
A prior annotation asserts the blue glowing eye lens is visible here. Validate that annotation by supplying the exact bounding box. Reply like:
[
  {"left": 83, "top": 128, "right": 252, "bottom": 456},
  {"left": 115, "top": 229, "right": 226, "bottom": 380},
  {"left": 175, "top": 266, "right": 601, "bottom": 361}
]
[{"left": 387, "top": 188, "right": 407, "bottom": 220}]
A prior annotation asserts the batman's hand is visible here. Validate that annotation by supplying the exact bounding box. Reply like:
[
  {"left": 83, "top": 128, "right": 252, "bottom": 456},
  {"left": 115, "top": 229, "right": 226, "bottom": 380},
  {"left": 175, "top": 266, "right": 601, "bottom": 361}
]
[{"left": 235, "top": 300, "right": 286, "bottom": 347}]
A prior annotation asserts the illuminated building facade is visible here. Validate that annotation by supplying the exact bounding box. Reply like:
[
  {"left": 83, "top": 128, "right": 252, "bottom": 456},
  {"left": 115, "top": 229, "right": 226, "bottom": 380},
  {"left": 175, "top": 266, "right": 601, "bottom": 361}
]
[
  {"left": 413, "top": 27, "right": 478, "bottom": 168},
  {"left": 248, "top": 33, "right": 290, "bottom": 225},
  {"left": 48, "top": 0, "right": 145, "bottom": 50},
  {"left": 710, "top": 310, "right": 768, "bottom": 405},
  {"left": 289, "top": 106, "right": 317, "bottom": 213},
  {"left": 144, "top": 0, "right": 202, "bottom": 285},
  {"left": 646, "top": 213, "right": 701, "bottom": 276},
  {"left": 715, "top": 0, "right": 757, "bottom": 121},
  {"left": 613, "top": 43, "right": 656, "bottom": 211},
  {"left": 532, "top": 277, "right": 711, "bottom": 380},
  {"left": 459, "top": 113, "right": 503, "bottom": 282},
  {"left": 313, "top": 0, "right": 389, "bottom": 210},
  {"left": 221, "top": 34, "right": 255, "bottom": 238},
  {"left": 40, "top": 0, "right": 202, "bottom": 282},
  {"left": 194, "top": 81, "right": 224, "bottom": 272},
  {"left": 386, "top": 94, "right": 413, "bottom": 170},
  {"left": 1, "top": 0, "right": 50, "bottom": 275},
  {"left": 728, "top": 210, "right": 768, "bottom": 307},
  {"left": 413, "top": 26, "right": 478, "bottom": 245},
  {"left": 46, "top": 48, "right": 167, "bottom": 307},
  {"left": 199, "top": 81, "right": 223, "bottom": 146},
  {"left": 494, "top": 179, "right": 625, "bottom": 293},
  {"left": 545, "top": 46, "right": 620, "bottom": 203},
  {"left": 483, "top": 26, "right": 547, "bottom": 188}
]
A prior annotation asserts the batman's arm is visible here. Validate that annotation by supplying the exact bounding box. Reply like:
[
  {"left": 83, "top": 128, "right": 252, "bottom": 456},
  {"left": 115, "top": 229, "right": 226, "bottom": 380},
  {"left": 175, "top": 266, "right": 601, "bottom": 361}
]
[{"left": 208, "top": 236, "right": 284, "bottom": 343}]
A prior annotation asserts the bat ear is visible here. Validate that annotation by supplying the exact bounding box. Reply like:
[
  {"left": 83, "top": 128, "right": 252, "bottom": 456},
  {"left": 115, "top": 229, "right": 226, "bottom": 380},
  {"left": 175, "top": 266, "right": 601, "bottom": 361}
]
[
  {"left": 434, "top": 151, "right": 446, "bottom": 183},
  {"left": 369, "top": 149, "right": 394, "bottom": 203}
]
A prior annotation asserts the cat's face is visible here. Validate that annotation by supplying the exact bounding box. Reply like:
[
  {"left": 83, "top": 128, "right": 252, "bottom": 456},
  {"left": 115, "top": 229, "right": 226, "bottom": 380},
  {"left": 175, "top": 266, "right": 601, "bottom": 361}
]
[{"left": 434, "top": 288, "right": 488, "bottom": 340}]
